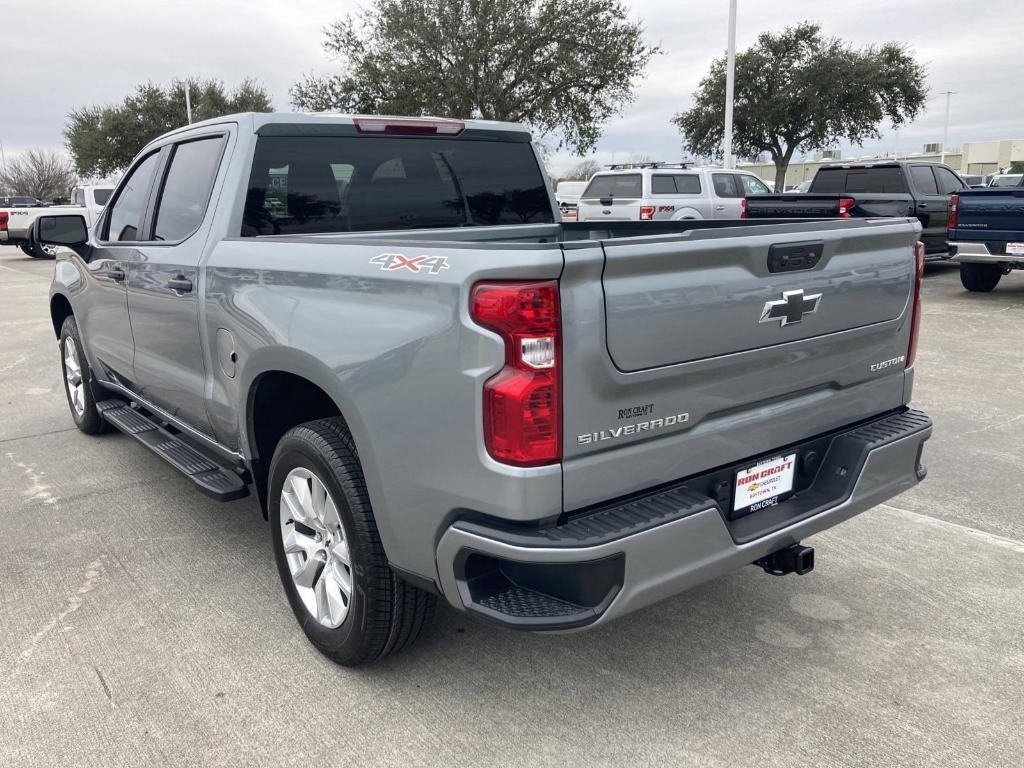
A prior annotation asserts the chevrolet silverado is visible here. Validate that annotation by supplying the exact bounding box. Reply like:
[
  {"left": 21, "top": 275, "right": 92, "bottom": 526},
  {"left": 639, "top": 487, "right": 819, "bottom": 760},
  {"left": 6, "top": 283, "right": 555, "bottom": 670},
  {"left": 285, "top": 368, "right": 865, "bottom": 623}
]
[{"left": 35, "top": 113, "right": 932, "bottom": 665}]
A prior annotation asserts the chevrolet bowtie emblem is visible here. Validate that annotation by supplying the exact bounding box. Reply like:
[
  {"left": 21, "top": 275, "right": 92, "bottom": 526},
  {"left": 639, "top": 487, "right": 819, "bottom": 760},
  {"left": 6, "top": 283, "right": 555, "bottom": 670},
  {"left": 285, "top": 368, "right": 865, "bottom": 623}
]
[{"left": 759, "top": 289, "right": 821, "bottom": 327}]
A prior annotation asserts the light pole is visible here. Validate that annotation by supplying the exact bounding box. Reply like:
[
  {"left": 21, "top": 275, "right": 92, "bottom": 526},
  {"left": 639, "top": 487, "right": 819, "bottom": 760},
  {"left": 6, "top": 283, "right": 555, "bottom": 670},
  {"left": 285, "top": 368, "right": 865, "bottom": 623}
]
[
  {"left": 723, "top": 0, "right": 737, "bottom": 169},
  {"left": 940, "top": 90, "right": 954, "bottom": 166},
  {"left": 185, "top": 82, "right": 193, "bottom": 125}
]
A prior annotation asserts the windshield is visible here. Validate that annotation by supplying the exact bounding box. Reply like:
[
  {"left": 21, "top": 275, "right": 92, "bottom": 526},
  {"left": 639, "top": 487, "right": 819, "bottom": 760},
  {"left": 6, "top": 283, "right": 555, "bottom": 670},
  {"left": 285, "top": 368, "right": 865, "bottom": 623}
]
[
  {"left": 582, "top": 174, "right": 642, "bottom": 199},
  {"left": 989, "top": 175, "right": 1023, "bottom": 188},
  {"left": 243, "top": 135, "right": 553, "bottom": 235}
]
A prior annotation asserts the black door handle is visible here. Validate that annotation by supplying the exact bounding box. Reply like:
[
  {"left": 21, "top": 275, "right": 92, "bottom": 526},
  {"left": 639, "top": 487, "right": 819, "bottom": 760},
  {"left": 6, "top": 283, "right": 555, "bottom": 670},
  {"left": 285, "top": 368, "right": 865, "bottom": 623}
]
[
  {"left": 917, "top": 203, "right": 928, "bottom": 209},
  {"left": 167, "top": 275, "right": 193, "bottom": 293},
  {"left": 108, "top": 266, "right": 126, "bottom": 282}
]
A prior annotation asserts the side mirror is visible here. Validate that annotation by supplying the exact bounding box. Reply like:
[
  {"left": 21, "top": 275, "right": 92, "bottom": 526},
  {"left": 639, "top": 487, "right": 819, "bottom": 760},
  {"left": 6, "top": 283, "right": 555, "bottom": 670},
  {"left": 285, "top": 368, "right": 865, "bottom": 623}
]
[{"left": 33, "top": 214, "right": 89, "bottom": 249}]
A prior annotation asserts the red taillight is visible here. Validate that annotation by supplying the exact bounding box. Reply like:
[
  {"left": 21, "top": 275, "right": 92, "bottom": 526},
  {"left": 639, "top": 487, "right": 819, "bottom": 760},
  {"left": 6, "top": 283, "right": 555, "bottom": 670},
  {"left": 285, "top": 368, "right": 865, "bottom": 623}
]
[
  {"left": 471, "top": 281, "right": 561, "bottom": 466},
  {"left": 353, "top": 116, "right": 465, "bottom": 136},
  {"left": 740, "top": 198, "right": 748, "bottom": 219},
  {"left": 906, "top": 241, "right": 925, "bottom": 368},
  {"left": 948, "top": 193, "right": 959, "bottom": 230},
  {"left": 0, "top": 211, "right": 8, "bottom": 232},
  {"left": 838, "top": 197, "right": 856, "bottom": 218},
  {"left": 639, "top": 206, "right": 655, "bottom": 221}
]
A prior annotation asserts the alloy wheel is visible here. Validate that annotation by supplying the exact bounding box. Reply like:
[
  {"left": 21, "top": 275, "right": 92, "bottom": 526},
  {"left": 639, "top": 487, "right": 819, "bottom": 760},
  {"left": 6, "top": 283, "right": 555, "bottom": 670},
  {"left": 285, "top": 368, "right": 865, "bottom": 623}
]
[
  {"left": 64, "top": 337, "right": 85, "bottom": 417},
  {"left": 279, "top": 467, "right": 353, "bottom": 628}
]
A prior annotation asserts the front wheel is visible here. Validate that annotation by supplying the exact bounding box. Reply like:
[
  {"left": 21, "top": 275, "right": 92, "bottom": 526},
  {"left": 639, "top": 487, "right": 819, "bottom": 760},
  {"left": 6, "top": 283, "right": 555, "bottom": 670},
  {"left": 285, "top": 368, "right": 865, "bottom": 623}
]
[
  {"left": 59, "top": 316, "right": 110, "bottom": 434},
  {"left": 269, "top": 418, "right": 435, "bottom": 666},
  {"left": 960, "top": 262, "right": 1002, "bottom": 292}
]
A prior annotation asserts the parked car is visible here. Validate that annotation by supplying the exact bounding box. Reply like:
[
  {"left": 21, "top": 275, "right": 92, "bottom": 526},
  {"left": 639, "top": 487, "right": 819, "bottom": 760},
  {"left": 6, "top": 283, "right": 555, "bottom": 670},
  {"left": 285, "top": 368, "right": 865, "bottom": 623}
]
[
  {"left": 1, "top": 184, "right": 113, "bottom": 258},
  {"left": 744, "top": 161, "right": 967, "bottom": 260},
  {"left": 987, "top": 173, "right": 1023, "bottom": 188},
  {"left": 576, "top": 164, "right": 772, "bottom": 221},
  {"left": 961, "top": 174, "right": 990, "bottom": 189},
  {"left": 785, "top": 180, "right": 813, "bottom": 193},
  {"left": 36, "top": 112, "right": 931, "bottom": 666},
  {"left": 0, "top": 195, "right": 45, "bottom": 208},
  {"left": 948, "top": 173, "right": 1024, "bottom": 291},
  {"left": 554, "top": 180, "right": 587, "bottom": 220}
]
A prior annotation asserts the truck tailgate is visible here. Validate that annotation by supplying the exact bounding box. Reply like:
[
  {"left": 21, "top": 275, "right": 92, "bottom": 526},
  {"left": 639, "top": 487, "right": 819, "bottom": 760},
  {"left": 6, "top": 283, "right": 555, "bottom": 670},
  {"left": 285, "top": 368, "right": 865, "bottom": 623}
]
[
  {"left": 560, "top": 218, "right": 920, "bottom": 511},
  {"left": 953, "top": 188, "right": 1024, "bottom": 241}
]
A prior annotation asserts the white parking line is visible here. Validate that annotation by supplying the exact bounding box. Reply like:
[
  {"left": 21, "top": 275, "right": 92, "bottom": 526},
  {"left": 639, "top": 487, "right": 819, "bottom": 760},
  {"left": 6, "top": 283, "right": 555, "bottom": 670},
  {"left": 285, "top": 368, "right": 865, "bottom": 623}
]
[{"left": 880, "top": 503, "right": 1024, "bottom": 555}]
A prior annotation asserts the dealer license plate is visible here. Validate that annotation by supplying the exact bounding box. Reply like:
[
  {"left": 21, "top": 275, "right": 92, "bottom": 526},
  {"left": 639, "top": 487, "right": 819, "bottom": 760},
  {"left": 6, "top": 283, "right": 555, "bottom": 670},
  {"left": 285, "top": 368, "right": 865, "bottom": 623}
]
[
  {"left": 1006, "top": 242, "right": 1024, "bottom": 256},
  {"left": 733, "top": 453, "right": 797, "bottom": 513}
]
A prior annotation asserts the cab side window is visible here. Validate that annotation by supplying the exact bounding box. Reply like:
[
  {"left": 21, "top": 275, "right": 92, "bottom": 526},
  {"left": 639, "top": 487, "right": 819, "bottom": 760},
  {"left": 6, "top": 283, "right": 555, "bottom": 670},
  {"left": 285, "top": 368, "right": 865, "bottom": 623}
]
[
  {"left": 712, "top": 173, "right": 740, "bottom": 198},
  {"left": 740, "top": 175, "right": 770, "bottom": 195},
  {"left": 105, "top": 152, "right": 160, "bottom": 242},
  {"left": 934, "top": 166, "right": 964, "bottom": 195},
  {"left": 152, "top": 137, "right": 226, "bottom": 242}
]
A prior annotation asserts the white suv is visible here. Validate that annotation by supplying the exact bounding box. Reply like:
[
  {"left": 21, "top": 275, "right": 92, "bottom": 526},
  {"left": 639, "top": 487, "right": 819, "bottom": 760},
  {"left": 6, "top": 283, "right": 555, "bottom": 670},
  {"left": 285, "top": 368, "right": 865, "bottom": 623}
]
[{"left": 576, "top": 165, "right": 772, "bottom": 222}]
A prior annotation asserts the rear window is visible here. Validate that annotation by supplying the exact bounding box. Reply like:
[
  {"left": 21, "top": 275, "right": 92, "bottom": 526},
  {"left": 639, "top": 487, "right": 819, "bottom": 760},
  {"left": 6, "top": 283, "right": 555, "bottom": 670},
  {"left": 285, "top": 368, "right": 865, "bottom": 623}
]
[
  {"left": 812, "top": 167, "right": 907, "bottom": 194},
  {"left": 243, "top": 135, "right": 553, "bottom": 235},
  {"left": 582, "top": 174, "right": 642, "bottom": 199}
]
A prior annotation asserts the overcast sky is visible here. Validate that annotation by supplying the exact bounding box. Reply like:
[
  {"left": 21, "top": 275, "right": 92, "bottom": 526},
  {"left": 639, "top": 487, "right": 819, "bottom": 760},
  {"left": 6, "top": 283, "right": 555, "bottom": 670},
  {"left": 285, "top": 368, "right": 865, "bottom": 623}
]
[{"left": 3, "top": 0, "right": 1022, "bottom": 176}]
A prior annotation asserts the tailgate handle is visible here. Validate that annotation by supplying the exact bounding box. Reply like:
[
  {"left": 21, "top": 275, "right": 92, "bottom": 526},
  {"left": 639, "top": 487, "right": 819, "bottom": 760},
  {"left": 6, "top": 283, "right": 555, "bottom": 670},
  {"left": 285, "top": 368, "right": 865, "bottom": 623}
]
[{"left": 767, "top": 241, "right": 824, "bottom": 273}]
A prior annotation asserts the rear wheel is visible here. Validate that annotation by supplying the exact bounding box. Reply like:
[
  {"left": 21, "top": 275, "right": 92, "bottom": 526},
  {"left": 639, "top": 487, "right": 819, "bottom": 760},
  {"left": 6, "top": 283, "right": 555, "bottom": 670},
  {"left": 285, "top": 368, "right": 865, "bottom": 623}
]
[
  {"left": 269, "top": 418, "right": 435, "bottom": 665},
  {"left": 20, "top": 240, "right": 56, "bottom": 259},
  {"left": 960, "top": 262, "right": 1002, "bottom": 292}
]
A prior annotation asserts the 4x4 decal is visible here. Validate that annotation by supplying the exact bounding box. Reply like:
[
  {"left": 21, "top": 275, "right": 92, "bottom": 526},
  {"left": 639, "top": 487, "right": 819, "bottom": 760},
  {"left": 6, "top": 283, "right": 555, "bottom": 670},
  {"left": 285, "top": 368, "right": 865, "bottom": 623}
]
[{"left": 370, "top": 253, "right": 450, "bottom": 274}]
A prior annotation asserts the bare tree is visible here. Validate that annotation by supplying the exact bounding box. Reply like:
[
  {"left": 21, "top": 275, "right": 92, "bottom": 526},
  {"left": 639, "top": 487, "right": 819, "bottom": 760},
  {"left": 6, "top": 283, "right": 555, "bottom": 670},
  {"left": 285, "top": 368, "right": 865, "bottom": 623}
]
[
  {"left": 566, "top": 158, "right": 601, "bottom": 180},
  {"left": 0, "top": 149, "right": 78, "bottom": 202}
]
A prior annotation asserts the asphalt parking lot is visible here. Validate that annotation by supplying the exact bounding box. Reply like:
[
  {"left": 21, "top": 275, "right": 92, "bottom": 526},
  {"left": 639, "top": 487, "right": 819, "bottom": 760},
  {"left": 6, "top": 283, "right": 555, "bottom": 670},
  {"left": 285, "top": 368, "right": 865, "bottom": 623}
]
[{"left": 1, "top": 250, "right": 1021, "bottom": 767}]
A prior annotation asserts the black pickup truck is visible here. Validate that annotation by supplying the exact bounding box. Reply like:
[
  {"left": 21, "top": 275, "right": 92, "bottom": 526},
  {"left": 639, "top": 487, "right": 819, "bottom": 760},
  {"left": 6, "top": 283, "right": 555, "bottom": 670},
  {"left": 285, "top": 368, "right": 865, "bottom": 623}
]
[
  {"left": 948, "top": 175, "right": 1024, "bottom": 291},
  {"left": 744, "top": 161, "right": 967, "bottom": 260}
]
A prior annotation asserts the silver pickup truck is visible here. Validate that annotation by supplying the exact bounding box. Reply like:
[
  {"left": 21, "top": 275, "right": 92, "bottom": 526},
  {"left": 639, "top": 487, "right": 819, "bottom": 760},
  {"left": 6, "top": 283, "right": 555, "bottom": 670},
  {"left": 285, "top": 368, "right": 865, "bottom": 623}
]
[{"left": 36, "top": 113, "right": 932, "bottom": 666}]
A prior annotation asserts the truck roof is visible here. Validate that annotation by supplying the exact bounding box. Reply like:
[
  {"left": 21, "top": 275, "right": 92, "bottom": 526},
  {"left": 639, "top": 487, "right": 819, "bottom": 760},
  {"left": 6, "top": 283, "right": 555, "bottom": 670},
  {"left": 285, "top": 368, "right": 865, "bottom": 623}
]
[{"left": 145, "top": 112, "right": 533, "bottom": 150}]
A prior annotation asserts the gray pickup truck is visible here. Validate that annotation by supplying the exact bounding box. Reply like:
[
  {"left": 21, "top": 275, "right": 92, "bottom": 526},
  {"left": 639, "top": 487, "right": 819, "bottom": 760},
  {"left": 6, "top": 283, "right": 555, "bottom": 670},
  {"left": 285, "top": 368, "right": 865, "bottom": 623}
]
[{"left": 36, "top": 113, "right": 932, "bottom": 666}]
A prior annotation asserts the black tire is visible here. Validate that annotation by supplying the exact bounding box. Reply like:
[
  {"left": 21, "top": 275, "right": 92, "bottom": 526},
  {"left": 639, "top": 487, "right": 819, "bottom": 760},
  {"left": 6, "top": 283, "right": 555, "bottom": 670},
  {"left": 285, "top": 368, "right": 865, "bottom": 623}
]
[
  {"left": 20, "top": 240, "right": 55, "bottom": 259},
  {"left": 269, "top": 418, "right": 435, "bottom": 666},
  {"left": 58, "top": 316, "right": 110, "bottom": 434},
  {"left": 959, "top": 262, "right": 1002, "bottom": 292}
]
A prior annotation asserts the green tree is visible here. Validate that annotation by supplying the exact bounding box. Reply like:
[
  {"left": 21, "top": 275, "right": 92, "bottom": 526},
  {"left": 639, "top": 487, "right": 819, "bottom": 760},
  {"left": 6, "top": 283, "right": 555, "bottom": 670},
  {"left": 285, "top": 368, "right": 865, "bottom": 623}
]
[
  {"left": 66, "top": 78, "right": 272, "bottom": 178},
  {"left": 673, "top": 22, "right": 928, "bottom": 191},
  {"left": 291, "top": 0, "right": 659, "bottom": 154}
]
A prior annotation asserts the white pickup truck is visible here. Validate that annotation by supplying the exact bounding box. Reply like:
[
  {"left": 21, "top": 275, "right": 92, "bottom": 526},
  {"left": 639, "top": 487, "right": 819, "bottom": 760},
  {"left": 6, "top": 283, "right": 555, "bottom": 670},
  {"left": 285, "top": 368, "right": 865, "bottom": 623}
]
[
  {"left": 577, "top": 164, "right": 771, "bottom": 222},
  {"left": 0, "top": 185, "right": 113, "bottom": 258}
]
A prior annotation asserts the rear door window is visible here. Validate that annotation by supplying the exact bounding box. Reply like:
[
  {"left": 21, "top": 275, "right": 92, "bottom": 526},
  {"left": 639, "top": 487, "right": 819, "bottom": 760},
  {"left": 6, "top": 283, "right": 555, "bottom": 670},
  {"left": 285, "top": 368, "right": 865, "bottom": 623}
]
[
  {"left": 153, "top": 136, "right": 226, "bottom": 242},
  {"left": 910, "top": 165, "right": 939, "bottom": 195},
  {"left": 650, "top": 174, "right": 701, "bottom": 195},
  {"left": 105, "top": 152, "right": 160, "bottom": 242},
  {"left": 582, "top": 174, "right": 642, "bottom": 199},
  {"left": 243, "top": 135, "right": 553, "bottom": 235},
  {"left": 93, "top": 188, "right": 112, "bottom": 206}
]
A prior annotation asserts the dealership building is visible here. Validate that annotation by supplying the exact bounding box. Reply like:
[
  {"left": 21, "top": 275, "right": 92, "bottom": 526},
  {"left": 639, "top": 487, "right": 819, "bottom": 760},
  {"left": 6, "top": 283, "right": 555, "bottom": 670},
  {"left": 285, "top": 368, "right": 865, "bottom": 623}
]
[{"left": 738, "top": 138, "right": 1024, "bottom": 187}]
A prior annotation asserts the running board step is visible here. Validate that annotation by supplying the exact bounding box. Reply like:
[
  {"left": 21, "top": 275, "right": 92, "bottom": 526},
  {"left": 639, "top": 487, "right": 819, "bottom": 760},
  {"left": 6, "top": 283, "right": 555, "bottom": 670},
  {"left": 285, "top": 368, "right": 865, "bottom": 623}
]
[{"left": 96, "top": 399, "right": 249, "bottom": 502}]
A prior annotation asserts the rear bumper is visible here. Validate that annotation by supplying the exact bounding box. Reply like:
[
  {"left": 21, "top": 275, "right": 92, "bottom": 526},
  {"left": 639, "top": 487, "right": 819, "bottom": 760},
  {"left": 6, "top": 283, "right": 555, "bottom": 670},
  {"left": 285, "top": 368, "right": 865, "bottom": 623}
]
[
  {"left": 950, "top": 241, "right": 1024, "bottom": 266},
  {"left": 435, "top": 408, "right": 932, "bottom": 631}
]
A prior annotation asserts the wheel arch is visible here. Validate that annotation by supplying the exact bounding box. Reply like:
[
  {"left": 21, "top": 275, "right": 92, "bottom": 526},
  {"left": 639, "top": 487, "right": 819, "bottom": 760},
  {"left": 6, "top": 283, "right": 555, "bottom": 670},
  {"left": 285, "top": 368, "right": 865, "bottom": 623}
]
[
  {"left": 242, "top": 354, "right": 371, "bottom": 520},
  {"left": 50, "top": 293, "right": 73, "bottom": 338},
  {"left": 671, "top": 207, "right": 704, "bottom": 220}
]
